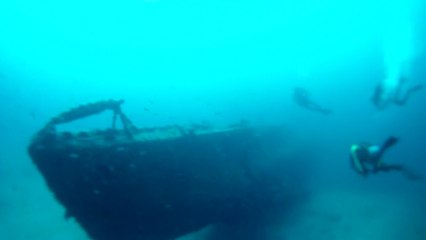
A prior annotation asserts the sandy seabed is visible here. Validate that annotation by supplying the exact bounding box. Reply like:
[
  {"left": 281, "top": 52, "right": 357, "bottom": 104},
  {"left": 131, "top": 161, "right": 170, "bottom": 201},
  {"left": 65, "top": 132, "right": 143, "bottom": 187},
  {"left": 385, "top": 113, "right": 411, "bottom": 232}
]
[
  {"left": 179, "top": 187, "right": 426, "bottom": 240},
  {"left": 1, "top": 164, "right": 425, "bottom": 240}
]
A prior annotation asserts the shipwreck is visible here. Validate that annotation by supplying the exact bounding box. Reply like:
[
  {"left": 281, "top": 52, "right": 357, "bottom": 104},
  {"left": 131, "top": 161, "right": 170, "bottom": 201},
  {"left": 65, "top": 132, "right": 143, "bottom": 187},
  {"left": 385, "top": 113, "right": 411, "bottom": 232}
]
[{"left": 28, "top": 100, "right": 301, "bottom": 240}]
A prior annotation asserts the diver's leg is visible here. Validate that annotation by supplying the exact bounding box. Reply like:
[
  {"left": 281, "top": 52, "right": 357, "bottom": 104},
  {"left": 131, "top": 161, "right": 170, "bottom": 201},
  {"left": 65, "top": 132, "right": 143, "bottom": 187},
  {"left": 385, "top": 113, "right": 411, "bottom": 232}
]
[
  {"left": 378, "top": 163, "right": 423, "bottom": 180},
  {"left": 305, "top": 102, "right": 321, "bottom": 112},
  {"left": 306, "top": 102, "right": 332, "bottom": 115},
  {"left": 395, "top": 84, "right": 424, "bottom": 105},
  {"left": 379, "top": 164, "right": 404, "bottom": 172},
  {"left": 319, "top": 107, "right": 332, "bottom": 115}
]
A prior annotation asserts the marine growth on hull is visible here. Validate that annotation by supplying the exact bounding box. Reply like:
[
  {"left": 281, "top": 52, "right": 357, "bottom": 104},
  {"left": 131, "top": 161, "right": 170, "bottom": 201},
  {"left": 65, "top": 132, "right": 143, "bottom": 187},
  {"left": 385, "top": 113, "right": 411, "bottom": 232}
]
[{"left": 28, "top": 100, "right": 298, "bottom": 240}]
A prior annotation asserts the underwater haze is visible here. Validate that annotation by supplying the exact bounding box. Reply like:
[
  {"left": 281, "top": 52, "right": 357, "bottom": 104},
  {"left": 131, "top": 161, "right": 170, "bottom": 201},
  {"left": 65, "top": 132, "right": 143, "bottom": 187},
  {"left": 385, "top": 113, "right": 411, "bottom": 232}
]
[{"left": 1, "top": 0, "right": 426, "bottom": 239}]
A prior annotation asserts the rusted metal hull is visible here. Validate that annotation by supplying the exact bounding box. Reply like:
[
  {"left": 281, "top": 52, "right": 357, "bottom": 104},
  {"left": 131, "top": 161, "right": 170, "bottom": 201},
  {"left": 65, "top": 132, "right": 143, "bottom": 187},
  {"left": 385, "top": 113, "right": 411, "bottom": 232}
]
[{"left": 28, "top": 101, "right": 290, "bottom": 240}]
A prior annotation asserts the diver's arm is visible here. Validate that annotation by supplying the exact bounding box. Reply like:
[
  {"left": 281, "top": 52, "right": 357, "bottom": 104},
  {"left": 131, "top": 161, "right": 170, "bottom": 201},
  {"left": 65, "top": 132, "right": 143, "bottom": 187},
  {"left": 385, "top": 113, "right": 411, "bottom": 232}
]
[
  {"left": 350, "top": 145, "right": 369, "bottom": 176},
  {"left": 376, "top": 137, "right": 399, "bottom": 160}
]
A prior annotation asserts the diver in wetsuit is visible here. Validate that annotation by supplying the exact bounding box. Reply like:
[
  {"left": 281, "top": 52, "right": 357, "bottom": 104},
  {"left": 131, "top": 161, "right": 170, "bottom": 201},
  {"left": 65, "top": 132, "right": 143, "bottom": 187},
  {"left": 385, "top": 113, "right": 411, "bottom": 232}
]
[
  {"left": 293, "top": 87, "right": 332, "bottom": 115},
  {"left": 372, "top": 76, "right": 423, "bottom": 110},
  {"left": 349, "top": 136, "right": 421, "bottom": 180}
]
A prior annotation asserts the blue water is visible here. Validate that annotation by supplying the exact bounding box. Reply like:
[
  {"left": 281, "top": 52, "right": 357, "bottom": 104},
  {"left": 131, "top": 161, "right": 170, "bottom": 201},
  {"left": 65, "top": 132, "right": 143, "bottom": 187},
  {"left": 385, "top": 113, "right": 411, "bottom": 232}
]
[{"left": 1, "top": 0, "right": 426, "bottom": 239}]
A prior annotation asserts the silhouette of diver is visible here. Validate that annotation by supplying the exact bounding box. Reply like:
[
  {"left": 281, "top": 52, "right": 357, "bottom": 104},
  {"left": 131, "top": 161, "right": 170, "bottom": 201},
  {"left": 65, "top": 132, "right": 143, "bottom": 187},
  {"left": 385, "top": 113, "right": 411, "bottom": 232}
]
[
  {"left": 349, "top": 136, "right": 422, "bottom": 180},
  {"left": 372, "top": 76, "right": 423, "bottom": 110},
  {"left": 293, "top": 87, "right": 332, "bottom": 115}
]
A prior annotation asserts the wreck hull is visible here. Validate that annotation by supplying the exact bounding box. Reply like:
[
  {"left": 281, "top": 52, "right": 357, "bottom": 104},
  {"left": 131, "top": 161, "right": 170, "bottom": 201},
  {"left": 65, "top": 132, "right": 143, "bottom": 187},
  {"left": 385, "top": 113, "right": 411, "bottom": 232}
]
[
  {"left": 29, "top": 127, "right": 267, "bottom": 240},
  {"left": 28, "top": 101, "right": 291, "bottom": 240}
]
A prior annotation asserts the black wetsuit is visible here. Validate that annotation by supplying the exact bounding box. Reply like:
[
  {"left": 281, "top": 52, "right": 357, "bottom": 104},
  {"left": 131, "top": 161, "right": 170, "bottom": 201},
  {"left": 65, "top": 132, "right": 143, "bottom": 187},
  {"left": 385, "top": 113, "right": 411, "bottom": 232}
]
[
  {"left": 293, "top": 88, "right": 332, "bottom": 115},
  {"left": 349, "top": 137, "right": 421, "bottom": 180},
  {"left": 372, "top": 77, "right": 423, "bottom": 110}
]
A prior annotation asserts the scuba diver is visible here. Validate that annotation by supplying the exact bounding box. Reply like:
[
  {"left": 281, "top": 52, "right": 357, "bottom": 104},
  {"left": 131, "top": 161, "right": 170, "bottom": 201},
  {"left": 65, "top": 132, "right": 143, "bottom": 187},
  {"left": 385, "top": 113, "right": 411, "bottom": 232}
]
[
  {"left": 349, "top": 136, "right": 421, "bottom": 180},
  {"left": 372, "top": 76, "right": 423, "bottom": 110},
  {"left": 293, "top": 87, "right": 332, "bottom": 115}
]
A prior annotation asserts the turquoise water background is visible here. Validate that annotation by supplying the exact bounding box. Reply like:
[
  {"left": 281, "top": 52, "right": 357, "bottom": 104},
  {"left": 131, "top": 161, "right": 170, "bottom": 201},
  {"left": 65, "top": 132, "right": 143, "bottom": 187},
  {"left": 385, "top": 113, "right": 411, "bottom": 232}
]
[{"left": 1, "top": 0, "right": 426, "bottom": 239}]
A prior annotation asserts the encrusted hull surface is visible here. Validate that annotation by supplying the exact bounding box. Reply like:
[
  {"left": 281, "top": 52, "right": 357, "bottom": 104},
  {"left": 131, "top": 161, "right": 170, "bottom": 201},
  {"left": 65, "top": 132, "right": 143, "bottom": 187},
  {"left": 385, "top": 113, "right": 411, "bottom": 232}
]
[{"left": 28, "top": 100, "right": 286, "bottom": 240}]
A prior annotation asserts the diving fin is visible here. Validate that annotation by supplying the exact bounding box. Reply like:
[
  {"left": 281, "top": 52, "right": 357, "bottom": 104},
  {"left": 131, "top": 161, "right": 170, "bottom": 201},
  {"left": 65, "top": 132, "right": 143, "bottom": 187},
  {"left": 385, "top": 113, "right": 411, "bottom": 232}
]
[{"left": 400, "top": 167, "right": 423, "bottom": 181}]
